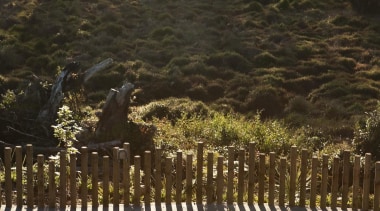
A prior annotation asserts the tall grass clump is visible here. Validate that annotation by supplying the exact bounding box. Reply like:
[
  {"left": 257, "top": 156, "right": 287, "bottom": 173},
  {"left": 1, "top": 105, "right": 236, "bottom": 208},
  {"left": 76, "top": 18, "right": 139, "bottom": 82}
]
[{"left": 154, "top": 111, "right": 302, "bottom": 155}]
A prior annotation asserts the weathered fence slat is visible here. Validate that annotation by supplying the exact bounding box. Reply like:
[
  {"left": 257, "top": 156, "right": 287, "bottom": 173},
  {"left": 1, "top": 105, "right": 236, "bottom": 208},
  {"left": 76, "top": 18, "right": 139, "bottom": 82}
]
[
  {"left": 342, "top": 150, "right": 350, "bottom": 209},
  {"left": 310, "top": 156, "right": 318, "bottom": 208},
  {"left": 258, "top": 153, "right": 265, "bottom": 205},
  {"left": 26, "top": 144, "right": 34, "bottom": 209},
  {"left": 145, "top": 150, "right": 152, "bottom": 205},
  {"left": 91, "top": 152, "right": 98, "bottom": 207},
  {"left": 176, "top": 151, "right": 183, "bottom": 204},
  {"left": 37, "top": 154, "right": 44, "bottom": 208},
  {"left": 363, "top": 153, "right": 372, "bottom": 210},
  {"left": 186, "top": 153, "right": 193, "bottom": 204},
  {"left": 331, "top": 156, "right": 340, "bottom": 209},
  {"left": 216, "top": 156, "right": 224, "bottom": 205},
  {"left": 4, "top": 147, "right": 12, "bottom": 208},
  {"left": 227, "top": 146, "right": 234, "bottom": 205},
  {"left": 196, "top": 142, "right": 204, "bottom": 204},
  {"left": 123, "top": 143, "right": 131, "bottom": 206},
  {"left": 70, "top": 153, "right": 77, "bottom": 207},
  {"left": 375, "top": 161, "right": 380, "bottom": 211},
  {"left": 154, "top": 148, "right": 162, "bottom": 204},
  {"left": 81, "top": 147, "right": 88, "bottom": 207},
  {"left": 279, "top": 157, "right": 286, "bottom": 207},
  {"left": 268, "top": 152, "right": 275, "bottom": 206},
  {"left": 165, "top": 157, "right": 172, "bottom": 204},
  {"left": 238, "top": 149, "right": 245, "bottom": 205},
  {"left": 352, "top": 155, "right": 360, "bottom": 209},
  {"left": 113, "top": 147, "right": 120, "bottom": 206},
  {"left": 15, "top": 146, "right": 22, "bottom": 207},
  {"left": 60, "top": 150, "right": 67, "bottom": 208},
  {"left": 289, "top": 146, "right": 297, "bottom": 207},
  {"left": 320, "top": 154, "right": 329, "bottom": 208},
  {"left": 103, "top": 156, "right": 110, "bottom": 207},
  {"left": 299, "top": 149, "right": 308, "bottom": 207},
  {"left": 2, "top": 142, "right": 380, "bottom": 209},
  {"left": 247, "top": 142, "right": 256, "bottom": 205},
  {"left": 207, "top": 151, "right": 214, "bottom": 204},
  {"left": 48, "top": 160, "right": 56, "bottom": 208}
]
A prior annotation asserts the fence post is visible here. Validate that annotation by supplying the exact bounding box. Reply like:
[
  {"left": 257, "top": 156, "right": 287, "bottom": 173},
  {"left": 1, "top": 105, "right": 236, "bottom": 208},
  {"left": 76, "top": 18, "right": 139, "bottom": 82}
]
[
  {"left": 258, "top": 153, "right": 265, "bottom": 205},
  {"left": 91, "top": 152, "right": 98, "bottom": 207},
  {"left": 60, "top": 150, "right": 67, "bottom": 208},
  {"left": 186, "top": 153, "right": 193, "bottom": 204},
  {"left": 176, "top": 151, "right": 183, "bottom": 204},
  {"left": 207, "top": 151, "right": 214, "bottom": 205},
  {"left": 26, "top": 144, "right": 34, "bottom": 209},
  {"left": 81, "top": 147, "right": 88, "bottom": 208},
  {"left": 279, "top": 157, "right": 286, "bottom": 207},
  {"left": 70, "top": 153, "right": 77, "bottom": 208},
  {"left": 4, "top": 147, "right": 12, "bottom": 208},
  {"left": 342, "top": 150, "right": 350, "bottom": 209},
  {"left": 374, "top": 161, "right": 380, "bottom": 211},
  {"left": 352, "top": 155, "right": 361, "bottom": 210},
  {"left": 310, "top": 156, "right": 318, "bottom": 208},
  {"left": 145, "top": 151, "right": 152, "bottom": 205},
  {"left": 320, "top": 154, "right": 329, "bottom": 209},
  {"left": 363, "top": 153, "right": 372, "bottom": 210},
  {"left": 248, "top": 142, "right": 256, "bottom": 205},
  {"left": 113, "top": 147, "right": 120, "bottom": 206},
  {"left": 48, "top": 160, "right": 56, "bottom": 208},
  {"left": 289, "top": 146, "right": 298, "bottom": 207},
  {"left": 216, "top": 156, "right": 224, "bottom": 205},
  {"left": 331, "top": 156, "right": 340, "bottom": 209},
  {"left": 227, "top": 146, "right": 234, "bottom": 205},
  {"left": 299, "top": 149, "right": 308, "bottom": 207},
  {"left": 268, "top": 152, "right": 275, "bottom": 206},
  {"left": 196, "top": 142, "right": 204, "bottom": 204},
  {"left": 37, "top": 154, "right": 45, "bottom": 209},
  {"left": 103, "top": 156, "right": 110, "bottom": 207},
  {"left": 15, "top": 146, "right": 23, "bottom": 207}
]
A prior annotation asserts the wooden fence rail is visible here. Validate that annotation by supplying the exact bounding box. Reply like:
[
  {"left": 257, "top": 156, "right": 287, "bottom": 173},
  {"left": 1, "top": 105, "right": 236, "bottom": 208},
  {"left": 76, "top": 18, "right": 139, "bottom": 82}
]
[{"left": 0, "top": 142, "right": 380, "bottom": 210}]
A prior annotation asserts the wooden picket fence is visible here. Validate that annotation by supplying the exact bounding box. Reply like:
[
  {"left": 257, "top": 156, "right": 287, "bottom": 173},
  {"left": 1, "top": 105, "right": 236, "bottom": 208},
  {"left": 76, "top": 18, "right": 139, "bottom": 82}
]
[{"left": 0, "top": 142, "right": 380, "bottom": 210}]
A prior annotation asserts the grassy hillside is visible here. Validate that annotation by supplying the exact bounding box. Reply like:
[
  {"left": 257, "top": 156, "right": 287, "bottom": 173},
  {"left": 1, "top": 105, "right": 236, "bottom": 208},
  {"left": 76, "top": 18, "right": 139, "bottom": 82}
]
[{"left": 1, "top": 0, "right": 380, "bottom": 152}]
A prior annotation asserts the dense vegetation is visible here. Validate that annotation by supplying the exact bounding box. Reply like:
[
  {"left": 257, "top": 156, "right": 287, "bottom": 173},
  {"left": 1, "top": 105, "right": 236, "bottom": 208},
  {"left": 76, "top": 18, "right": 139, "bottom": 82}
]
[{"left": 1, "top": 0, "right": 380, "bottom": 159}]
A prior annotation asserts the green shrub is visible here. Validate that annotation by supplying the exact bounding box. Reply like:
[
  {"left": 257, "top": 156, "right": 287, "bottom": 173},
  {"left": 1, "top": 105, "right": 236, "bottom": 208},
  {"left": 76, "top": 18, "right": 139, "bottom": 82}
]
[
  {"left": 154, "top": 111, "right": 299, "bottom": 154},
  {"left": 243, "top": 2, "right": 264, "bottom": 12},
  {"left": 132, "top": 98, "right": 210, "bottom": 121},
  {"left": 206, "top": 51, "right": 252, "bottom": 73},
  {"left": 354, "top": 105, "right": 380, "bottom": 160},
  {"left": 252, "top": 51, "right": 278, "bottom": 67},
  {"left": 285, "top": 96, "right": 312, "bottom": 114},
  {"left": 150, "top": 26, "right": 177, "bottom": 41},
  {"left": 244, "top": 86, "right": 286, "bottom": 118}
]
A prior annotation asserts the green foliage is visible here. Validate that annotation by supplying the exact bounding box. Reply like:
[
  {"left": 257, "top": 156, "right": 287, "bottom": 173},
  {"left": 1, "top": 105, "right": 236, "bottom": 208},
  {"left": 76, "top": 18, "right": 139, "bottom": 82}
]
[
  {"left": 132, "top": 97, "right": 210, "bottom": 121},
  {"left": 154, "top": 110, "right": 300, "bottom": 155},
  {"left": 354, "top": 104, "right": 380, "bottom": 160},
  {"left": 0, "top": 89, "right": 17, "bottom": 110},
  {"left": 52, "top": 105, "right": 82, "bottom": 155},
  {"left": 252, "top": 51, "right": 278, "bottom": 67},
  {"left": 206, "top": 51, "right": 252, "bottom": 73}
]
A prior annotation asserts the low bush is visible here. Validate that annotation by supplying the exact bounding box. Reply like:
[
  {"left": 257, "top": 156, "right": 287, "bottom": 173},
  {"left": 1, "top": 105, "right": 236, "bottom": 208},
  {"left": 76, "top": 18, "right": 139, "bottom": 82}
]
[
  {"left": 206, "top": 51, "right": 252, "bottom": 73},
  {"left": 154, "top": 110, "right": 302, "bottom": 154},
  {"left": 354, "top": 105, "right": 380, "bottom": 160},
  {"left": 244, "top": 86, "right": 286, "bottom": 118}
]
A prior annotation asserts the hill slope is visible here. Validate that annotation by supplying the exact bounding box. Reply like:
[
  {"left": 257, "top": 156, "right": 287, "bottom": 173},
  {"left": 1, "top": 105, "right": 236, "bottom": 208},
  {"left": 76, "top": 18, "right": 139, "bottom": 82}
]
[{"left": 1, "top": 0, "right": 380, "bottom": 141}]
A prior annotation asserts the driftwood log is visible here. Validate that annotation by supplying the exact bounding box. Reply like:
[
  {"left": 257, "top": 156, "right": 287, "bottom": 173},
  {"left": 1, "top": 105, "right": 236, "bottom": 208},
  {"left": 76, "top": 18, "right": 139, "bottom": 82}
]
[{"left": 37, "top": 58, "right": 114, "bottom": 128}]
